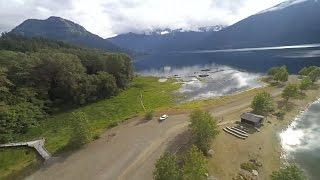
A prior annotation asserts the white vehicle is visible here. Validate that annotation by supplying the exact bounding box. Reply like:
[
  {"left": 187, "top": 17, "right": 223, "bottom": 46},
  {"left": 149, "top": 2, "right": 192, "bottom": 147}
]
[{"left": 159, "top": 114, "right": 168, "bottom": 121}]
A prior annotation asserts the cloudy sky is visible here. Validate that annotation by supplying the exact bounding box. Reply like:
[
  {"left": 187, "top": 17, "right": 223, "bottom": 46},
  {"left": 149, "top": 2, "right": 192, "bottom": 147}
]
[{"left": 0, "top": 0, "right": 286, "bottom": 38}]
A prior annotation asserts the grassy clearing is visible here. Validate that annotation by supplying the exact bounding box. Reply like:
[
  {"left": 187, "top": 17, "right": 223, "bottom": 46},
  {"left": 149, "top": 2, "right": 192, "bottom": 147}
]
[{"left": 0, "top": 76, "right": 180, "bottom": 179}]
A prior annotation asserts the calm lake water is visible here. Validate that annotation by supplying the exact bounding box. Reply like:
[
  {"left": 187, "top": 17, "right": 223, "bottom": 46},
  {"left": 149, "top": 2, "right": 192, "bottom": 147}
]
[
  {"left": 280, "top": 99, "right": 320, "bottom": 180},
  {"left": 134, "top": 45, "right": 320, "bottom": 74},
  {"left": 134, "top": 45, "right": 320, "bottom": 100},
  {"left": 134, "top": 44, "right": 320, "bottom": 177}
]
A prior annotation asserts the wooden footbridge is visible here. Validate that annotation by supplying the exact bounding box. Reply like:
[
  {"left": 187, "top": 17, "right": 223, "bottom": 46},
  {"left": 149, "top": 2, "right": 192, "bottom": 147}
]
[{"left": 0, "top": 138, "right": 51, "bottom": 160}]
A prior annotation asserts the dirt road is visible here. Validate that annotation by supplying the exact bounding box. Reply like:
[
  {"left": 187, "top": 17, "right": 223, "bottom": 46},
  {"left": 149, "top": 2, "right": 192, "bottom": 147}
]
[{"left": 26, "top": 87, "right": 282, "bottom": 180}]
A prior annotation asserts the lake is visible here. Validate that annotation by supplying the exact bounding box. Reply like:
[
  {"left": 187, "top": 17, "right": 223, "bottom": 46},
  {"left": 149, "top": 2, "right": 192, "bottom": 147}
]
[
  {"left": 134, "top": 44, "right": 320, "bottom": 100},
  {"left": 134, "top": 45, "right": 320, "bottom": 74},
  {"left": 280, "top": 99, "right": 320, "bottom": 180}
]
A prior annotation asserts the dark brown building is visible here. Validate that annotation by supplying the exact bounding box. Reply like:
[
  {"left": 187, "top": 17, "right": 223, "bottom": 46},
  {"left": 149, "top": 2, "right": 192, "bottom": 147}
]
[{"left": 241, "top": 113, "right": 264, "bottom": 127}]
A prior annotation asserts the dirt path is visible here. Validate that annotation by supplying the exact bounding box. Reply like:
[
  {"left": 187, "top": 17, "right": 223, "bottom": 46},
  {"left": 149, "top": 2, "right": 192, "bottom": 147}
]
[
  {"left": 26, "top": 114, "right": 189, "bottom": 180},
  {"left": 26, "top": 86, "right": 282, "bottom": 180}
]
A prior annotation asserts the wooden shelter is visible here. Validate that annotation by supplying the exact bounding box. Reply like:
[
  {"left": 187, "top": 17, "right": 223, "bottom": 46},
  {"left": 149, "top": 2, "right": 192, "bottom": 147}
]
[{"left": 240, "top": 112, "right": 264, "bottom": 127}]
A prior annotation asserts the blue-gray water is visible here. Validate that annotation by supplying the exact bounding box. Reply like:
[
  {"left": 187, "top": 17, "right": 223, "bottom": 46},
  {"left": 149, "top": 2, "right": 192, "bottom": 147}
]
[
  {"left": 134, "top": 45, "right": 320, "bottom": 74},
  {"left": 134, "top": 44, "right": 320, "bottom": 100},
  {"left": 280, "top": 99, "right": 320, "bottom": 180}
]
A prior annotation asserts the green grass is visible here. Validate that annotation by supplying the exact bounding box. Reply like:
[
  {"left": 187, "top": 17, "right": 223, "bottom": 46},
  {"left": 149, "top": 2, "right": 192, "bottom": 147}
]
[{"left": 0, "top": 76, "right": 180, "bottom": 179}]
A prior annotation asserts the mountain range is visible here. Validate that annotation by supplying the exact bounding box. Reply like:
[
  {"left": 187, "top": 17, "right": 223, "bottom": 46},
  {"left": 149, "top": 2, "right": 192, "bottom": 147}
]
[
  {"left": 108, "top": 26, "right": 225, "bottom": 53},
  {"left": 194, "top": 0, "right": 320, "bottom": 50},
  {"left": 9, "top": 0, "right": 320, "bottom": 53},
  {"left": 11, "top": 16, "right": 122, "bottom": 52}
]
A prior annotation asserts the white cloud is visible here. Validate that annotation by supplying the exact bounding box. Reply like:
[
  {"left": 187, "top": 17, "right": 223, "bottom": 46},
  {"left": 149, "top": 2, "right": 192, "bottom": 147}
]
[{"left": 0, "top": 0, "right": 286, "bottom": 38}]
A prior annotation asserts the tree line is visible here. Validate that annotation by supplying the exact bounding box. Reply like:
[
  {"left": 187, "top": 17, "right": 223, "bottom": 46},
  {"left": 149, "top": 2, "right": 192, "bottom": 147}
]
[
  {"left": 0, "top": 33, "right": 133, "bottom": 143},
  {"left": 256, "top": 65, "right": 320, "bottom": 117}
]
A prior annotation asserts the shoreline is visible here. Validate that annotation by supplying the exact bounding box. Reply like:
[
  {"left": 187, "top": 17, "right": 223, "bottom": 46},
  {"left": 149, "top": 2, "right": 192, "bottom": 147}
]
[
  {"left": 2, "top": 75, "right": 318, "bottom": 180},
  {"left": 207, "top": 76, "right": 320, "bottom": 179},
  {"left": 278, "top": 96, "right": 320, "bottom": 179}
]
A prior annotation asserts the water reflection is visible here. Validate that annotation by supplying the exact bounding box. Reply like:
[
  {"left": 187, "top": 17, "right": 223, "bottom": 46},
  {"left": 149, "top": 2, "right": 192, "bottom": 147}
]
[
  {"left": 280, "top": 98, "right": 320, "bottom": 180},
  {"left": 139, "top": 64, "right": 263, "bottom": 101}
]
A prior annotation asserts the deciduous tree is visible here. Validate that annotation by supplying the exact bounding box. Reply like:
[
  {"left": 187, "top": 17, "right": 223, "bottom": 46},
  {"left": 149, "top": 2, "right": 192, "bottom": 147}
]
[
  {"left": 251, "top": 92, "right": 274, "bottom": 116},
  {"left": 153, "top": 152, "right": 181, "bottom": 180},
  {"left": 282, "top": 84, "right": 299, "bottom": 104},
  {"left": 182, "top": 145, "right": 208, "bottom": 180},
  {"left": 189, "top": 110, "right": 219, "bottom": 154}
]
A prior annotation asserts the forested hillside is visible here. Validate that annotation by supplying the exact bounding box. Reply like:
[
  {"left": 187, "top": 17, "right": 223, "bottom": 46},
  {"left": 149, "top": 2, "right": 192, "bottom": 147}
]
[
  {"left": 11, "top": 16, "right": 123, "bottom": 53},
  {"left": 0, "top": 33, "right": 133, "bottom": 143}
]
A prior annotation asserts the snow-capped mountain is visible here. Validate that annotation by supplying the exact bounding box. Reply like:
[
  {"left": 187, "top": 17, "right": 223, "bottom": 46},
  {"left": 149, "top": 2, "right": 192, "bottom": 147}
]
[
  {"left": 108, "top": 25, "right": 226, "bottom": 52},
  {"left": 258, "top": 0, "right": 315, "bottom": 14},
  {"left": 109, "top": 0, "right": 320, "bottom": 52},
  {"left": 143, "top": 25, "right": 225, "bottom": 35},
  {"left": 195, "top": 0, "right": 320, "bottom": 50},
  {"left": 198, "top": 25, "right": 225, "bottom": 32}
]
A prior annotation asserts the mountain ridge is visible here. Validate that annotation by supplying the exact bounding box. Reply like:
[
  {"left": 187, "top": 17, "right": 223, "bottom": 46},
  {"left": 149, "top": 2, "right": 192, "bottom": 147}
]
[
  {"left": 110, "top": 0, "right": 320, "bottom": 52},
  {"left": 11, "top": 16, "right": 123, "bottom": 52},
  {"left": 194, "top": 0, "right": 320, "bottom": 50},
  {"left": 108, "top": 25, "right": 226, "bottom": 53}
]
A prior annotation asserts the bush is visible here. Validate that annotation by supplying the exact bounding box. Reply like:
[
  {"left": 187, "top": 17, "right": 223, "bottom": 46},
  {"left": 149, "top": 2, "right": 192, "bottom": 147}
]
[
  {"left": 308, "top": 68, "right": 320, "bottom": 82},
  {"left": 299, "top": 66, "right": 318, "bottom": 76},
  {"left": 299, "top": 66, "right": 320, "bottom": 82},
  {"left": 282, "top": 84, "right": 299, "bottom": 104},
  {"left": 299, "top": 77, "right": 312, "bottom": 92},
  {"left": 182, "top": 145, "right": 208, "bottom": 180},
  {"left": 153, "top": 152, "right": 181, "bottom": 180},
  {"left": 189, "top": 110, "right": 219, "bottom": 154},
  {"left": 271, "top": 165, "right": 306, "bottom": 180},
  {"left": 268, "top": 66, "right": 289, "bottom": 82},
  {"left": 240, "top": 162, "right": 259, "bottom": 172},
  {"left": 145, "top": 110, "right": 154, "bottom": 120},
  {"left": 69, "top": 111, "right": 92, "bottom": 147},
  {"left": 274, "top": 111, "right": 286, "bottom": 120}
]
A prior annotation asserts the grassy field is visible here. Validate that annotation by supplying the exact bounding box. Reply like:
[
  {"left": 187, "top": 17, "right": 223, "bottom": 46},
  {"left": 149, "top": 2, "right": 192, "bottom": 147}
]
[{"left": 0, "top": 76, "right": 181, "bottom": 179}]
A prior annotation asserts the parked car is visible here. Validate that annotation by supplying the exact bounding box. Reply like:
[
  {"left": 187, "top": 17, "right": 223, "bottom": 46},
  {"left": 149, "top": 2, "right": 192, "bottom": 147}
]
[{"left": 159, "top": 114, "right": 168, "bottom": 121}]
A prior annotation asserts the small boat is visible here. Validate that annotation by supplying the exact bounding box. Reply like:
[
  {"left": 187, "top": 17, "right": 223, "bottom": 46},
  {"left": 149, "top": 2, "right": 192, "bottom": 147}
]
[
  {"left": 198, "top": 74, "right": 209, "bottom": 78},
  {"left": 201, "top": 69, "right": 211, "bottom": 72}
]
